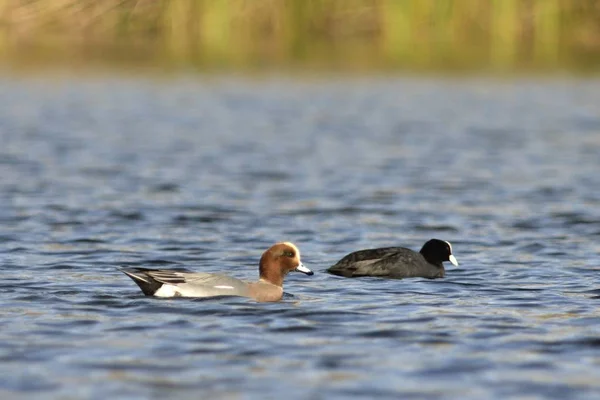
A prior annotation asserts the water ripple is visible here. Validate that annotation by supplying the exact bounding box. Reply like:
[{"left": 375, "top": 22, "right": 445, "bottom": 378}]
[{"left": 0, "top": 76, "right": 599, "bottom": 399}]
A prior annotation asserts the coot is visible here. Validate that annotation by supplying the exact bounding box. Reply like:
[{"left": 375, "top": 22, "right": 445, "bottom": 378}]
[{"left": 327, "top": 239, "right": 458, "bottom": 279}]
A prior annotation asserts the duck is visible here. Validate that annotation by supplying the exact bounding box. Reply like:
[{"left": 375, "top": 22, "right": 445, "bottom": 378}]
[
  {"left": 327, "top": 239, "right": 458, "bottom": 279},
  {"left": 120, "top": 242, "right": 313, "bottom": 302}
]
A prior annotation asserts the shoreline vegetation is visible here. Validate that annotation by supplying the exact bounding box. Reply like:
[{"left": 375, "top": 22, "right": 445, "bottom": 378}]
[{"left": 0, "top": 0, "right": 599, "bottom": 72}]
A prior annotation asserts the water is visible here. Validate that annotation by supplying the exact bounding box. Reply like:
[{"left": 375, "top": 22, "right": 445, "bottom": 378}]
[{"left": 1, "top": 74, "right": 600, "bottom": 399}]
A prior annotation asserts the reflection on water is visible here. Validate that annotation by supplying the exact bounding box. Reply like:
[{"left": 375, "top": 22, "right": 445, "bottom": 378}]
[
  {"left": 0, "top": 1, "right": 600, "bottom": 72},
  {"left": 1, "top": 75, "right": 600, "bottom": 399}
]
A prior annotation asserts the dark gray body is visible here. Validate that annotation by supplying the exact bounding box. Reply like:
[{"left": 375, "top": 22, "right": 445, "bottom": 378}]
[{"left": 327, "top": 246, "right": 444, "bottom": 279}]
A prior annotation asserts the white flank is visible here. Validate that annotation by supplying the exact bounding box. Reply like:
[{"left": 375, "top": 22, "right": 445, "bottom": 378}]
[
  {"left": 154, "top": 284, "right": 179, "bottom": 298},
  {"left": 214, "top": 285, "right": 235, "bottom": 290}
]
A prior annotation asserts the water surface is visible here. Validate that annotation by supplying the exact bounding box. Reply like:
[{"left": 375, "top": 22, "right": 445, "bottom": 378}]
[{"left": 1, "top": 75, "right": 600, "bottom": 399}]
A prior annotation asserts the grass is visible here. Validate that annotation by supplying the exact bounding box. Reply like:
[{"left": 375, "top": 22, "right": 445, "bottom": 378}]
[{"left": 0, "top": 0, "right": 599, "bottom": 72}]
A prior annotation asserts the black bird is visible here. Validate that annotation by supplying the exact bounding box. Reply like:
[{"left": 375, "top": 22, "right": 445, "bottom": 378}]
[{"left": 327, "top": 239, "right": 459, "bottom": 279}]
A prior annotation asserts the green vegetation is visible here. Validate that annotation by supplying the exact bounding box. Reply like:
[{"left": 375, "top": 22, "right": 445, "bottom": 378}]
[{"left": 0, "top": 0, "right": 599, "bottom": 72}]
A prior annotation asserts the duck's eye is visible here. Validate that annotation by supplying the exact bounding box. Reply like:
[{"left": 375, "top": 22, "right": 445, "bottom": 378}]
[{"left": 283, "top": 251, "right": 295, "bottom": 258}]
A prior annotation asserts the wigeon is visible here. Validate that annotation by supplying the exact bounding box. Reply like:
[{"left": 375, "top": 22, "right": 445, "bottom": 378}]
[
  {"left": 327, "top": 239, "right": 459, "bottom": 279},
  {"left": 120, "top": 242, "right": 313, "bottom": 302}
]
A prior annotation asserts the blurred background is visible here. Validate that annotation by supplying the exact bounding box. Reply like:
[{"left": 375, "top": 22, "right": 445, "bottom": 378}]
[
  {"left": 0, "top": 0, "right": 599, "bottom": 72},
  {"left": 2, "top": 1, "right": 600, "bottom": 399}
]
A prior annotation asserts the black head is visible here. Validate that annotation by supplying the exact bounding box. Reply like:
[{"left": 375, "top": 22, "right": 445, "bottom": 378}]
[{"left": 419, "top": 239, "right": 459, "bottom": 267}]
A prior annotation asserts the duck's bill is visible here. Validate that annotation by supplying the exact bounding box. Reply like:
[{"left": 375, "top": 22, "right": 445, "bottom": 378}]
[
  {"left": 295, "top": 262, "right": 314, "bottom": 276},
  {"left": 449, "top": 254, "right": 459, "bottom": 267}
]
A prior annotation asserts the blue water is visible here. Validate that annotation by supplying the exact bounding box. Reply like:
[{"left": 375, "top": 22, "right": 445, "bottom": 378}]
[{"left": 1, "top": 75, "right": 600, "bottom": 399}]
